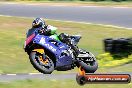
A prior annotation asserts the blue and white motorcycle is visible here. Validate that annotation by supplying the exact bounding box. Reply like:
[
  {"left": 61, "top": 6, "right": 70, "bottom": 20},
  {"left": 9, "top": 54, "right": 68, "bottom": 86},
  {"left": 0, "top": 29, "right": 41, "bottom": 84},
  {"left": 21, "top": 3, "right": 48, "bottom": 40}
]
[{"left": 24, "top": 28, "right": 98, "bottom": 74}]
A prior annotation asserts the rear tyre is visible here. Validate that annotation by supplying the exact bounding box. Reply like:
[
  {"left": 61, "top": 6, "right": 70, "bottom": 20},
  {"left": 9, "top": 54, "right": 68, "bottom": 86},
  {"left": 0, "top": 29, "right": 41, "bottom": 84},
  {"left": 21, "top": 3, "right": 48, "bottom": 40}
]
[
  {"left": 29, "top": 52, "right": 54, "bottom": 74},
  {"left": 80, "top": 60, "right": 98, "bottom": 73},
  {"left": 77, "top": 51, "right": 98, "bottom": 73}
]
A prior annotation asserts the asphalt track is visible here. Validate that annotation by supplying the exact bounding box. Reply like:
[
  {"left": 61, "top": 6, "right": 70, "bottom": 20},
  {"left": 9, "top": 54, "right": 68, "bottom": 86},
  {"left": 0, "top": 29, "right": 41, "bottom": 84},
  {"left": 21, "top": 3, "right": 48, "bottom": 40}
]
[
  {"left": 0, "top": 72, "right": 131, "bottom": 82},
  {"left": 0, "top": 3, "right": 132, "bottom": 82},
  {"left": 0, "top": 73, "right": 76, "bottom": 82},
  {"left": 0, "top": 3, "right": 132, "bottom": 28}
]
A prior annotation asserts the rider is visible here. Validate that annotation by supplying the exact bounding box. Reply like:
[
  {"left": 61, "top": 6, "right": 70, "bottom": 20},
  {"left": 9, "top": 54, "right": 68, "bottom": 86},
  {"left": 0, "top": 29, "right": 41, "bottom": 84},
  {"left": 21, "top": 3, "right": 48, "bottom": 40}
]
[
  {"left": 29, "top": 17, "right": 70, "bottom": 43},
  {"left": 28, "top": 17, "right": 79, "bottom": 55},
  {"left": 32, "top": 18, "right": 56, "bottom": 35}
]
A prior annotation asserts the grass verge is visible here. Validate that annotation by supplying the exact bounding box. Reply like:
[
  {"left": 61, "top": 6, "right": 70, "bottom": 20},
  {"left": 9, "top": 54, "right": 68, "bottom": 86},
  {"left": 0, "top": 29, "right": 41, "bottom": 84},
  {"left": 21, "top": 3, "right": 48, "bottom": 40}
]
[
  {"left": 0, "top": 79, "right": 131, "bottom": 88},
  {"left": 1, "top": 1, "right": 132, "bottom": 7},
  {"left": 0, "top": 16, "right": 131, "bottom": 73},
  {"left": 97, "top": 53, "right": 132, "bottom": 67}
]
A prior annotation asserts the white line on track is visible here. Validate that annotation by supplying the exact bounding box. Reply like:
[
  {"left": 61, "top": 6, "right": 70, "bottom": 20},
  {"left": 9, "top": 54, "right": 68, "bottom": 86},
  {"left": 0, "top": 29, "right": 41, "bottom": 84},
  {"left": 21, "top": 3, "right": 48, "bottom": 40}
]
[
  {"left": 6, "top": 74, "right": 16, "bottom": 76},
  {"left": 81, "top": 6, "right": 104, "bottom": 8},
  {"left": 0, "top": 15, "right": 132, "bottom": 30},
  {"left": 47, "top": 19, "right": 132, "bottom": 30},
  {"left": 112, "top": 7, "right": 130, "bottom": 9},
  {"left": 0, "top": 73, "right": 43, "bottom": 75},
  {"left": 29, "top": 73, "right": 43, "bottom": 75}
]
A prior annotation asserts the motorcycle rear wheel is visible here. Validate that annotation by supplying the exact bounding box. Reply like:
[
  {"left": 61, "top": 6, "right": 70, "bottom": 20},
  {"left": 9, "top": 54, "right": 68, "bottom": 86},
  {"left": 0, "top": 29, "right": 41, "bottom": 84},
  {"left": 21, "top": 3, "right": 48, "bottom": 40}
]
[
  {"left": 79, "top": 60, "right": 98, "bottom": 73},
  {"left": 77, "top": 51, "right": 98, "bottom": 73},
  {"left": 29, "top": 51, "right": 54, "bottom": 74}
]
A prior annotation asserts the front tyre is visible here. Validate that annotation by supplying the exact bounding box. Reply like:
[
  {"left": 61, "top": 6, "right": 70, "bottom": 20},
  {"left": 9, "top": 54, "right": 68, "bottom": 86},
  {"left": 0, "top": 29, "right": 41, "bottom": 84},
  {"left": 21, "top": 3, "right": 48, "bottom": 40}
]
[{"left": 29, "top": 51, "right": 54, "bottom": 74}]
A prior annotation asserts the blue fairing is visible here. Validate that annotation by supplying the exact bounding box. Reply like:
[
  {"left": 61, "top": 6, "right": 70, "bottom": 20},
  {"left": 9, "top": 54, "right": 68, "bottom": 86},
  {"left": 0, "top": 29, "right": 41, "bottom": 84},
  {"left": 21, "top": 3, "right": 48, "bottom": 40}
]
[{"left": 32, "top": 34, "right": 73, "bottom": 67}]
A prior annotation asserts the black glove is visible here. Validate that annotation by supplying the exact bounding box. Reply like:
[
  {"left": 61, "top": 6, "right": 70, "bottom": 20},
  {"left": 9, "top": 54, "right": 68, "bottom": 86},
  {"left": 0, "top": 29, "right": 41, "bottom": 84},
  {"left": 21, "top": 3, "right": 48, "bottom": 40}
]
[
  {"left": 38, "top": 28, "right": 44, "bottom": 34},
  {"left": 38, "top": 28, "right": 51, "bottom": 35},
  {"left": 44, "top": 28, "right": 51, "bottom": 35}
]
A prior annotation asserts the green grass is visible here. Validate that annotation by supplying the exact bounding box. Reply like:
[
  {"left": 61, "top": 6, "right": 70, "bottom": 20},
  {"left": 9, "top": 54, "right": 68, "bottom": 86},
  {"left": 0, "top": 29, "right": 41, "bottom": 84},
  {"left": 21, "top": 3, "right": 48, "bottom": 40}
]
[
  {"left": 106, "top": 62, "right": 132, "bottom": 72},
  {"left": 97, "top": 53, "right": 132, "bottom": 67},
  {"left": 0, "top": 79, "right": 131, "bottom": 88},
  {"left": 0, "top": 16, "right": 132, "bottom": 74}
]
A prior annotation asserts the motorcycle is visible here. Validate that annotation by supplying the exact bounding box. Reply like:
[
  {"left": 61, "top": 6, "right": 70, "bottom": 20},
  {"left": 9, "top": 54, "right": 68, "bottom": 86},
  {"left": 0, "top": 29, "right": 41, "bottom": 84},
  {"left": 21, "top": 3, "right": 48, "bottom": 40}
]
[{"left": 24, "top": 28, "right": 98, "bottom": 74}]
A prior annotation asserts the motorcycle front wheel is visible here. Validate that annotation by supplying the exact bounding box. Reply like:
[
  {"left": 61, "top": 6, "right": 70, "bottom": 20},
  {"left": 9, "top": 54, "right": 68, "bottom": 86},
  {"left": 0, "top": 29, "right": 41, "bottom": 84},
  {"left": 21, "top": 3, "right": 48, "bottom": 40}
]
[{"left": 29, "top": 51, "right": 54, "bottom": 74}]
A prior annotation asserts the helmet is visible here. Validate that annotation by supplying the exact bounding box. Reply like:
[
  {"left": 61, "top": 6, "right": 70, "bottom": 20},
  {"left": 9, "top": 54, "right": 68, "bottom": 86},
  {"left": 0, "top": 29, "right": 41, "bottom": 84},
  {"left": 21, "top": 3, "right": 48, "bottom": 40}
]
[{"left": 32, "top": 18, "right": 45, "bottom": 28}]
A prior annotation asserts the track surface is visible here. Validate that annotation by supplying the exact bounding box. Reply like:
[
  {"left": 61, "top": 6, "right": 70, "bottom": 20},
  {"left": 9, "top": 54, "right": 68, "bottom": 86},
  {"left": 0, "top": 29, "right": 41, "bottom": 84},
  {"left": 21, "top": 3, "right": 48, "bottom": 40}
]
[
  {"left": 0, "top": 3, "right": 131, "bottom": 82},
  {"left": 0, "top": 72, "right": 131, "bottom": 82},
  {"left": 0, "top": 73, "right": 76, "bottom": 82},
  {"left": 0, "top": 3, "right": 132, "bottom": 28}
]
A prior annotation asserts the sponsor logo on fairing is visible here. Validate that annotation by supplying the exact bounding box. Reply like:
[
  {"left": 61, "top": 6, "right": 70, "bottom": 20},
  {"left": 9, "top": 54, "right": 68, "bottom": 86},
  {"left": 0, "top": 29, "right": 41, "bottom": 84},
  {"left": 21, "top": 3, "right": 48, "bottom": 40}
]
[{"left": 39, "top": 37, "right": 56, "bottom": 52}]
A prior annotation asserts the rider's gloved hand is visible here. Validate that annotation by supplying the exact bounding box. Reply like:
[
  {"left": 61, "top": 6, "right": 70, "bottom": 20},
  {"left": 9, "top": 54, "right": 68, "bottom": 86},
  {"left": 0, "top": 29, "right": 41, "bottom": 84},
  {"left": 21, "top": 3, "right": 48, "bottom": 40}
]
[
  {"left": 45, "top": 28, "right": 51, "bottom": 34},
  {"left": 38, "top": 27, "right": 51, "bottom": 35},
  {"left": 38, "top": 28, "right": 44, "bottom": 34},
  {"left": 43, "top": 28, "right": 51, "bottom": 35}
]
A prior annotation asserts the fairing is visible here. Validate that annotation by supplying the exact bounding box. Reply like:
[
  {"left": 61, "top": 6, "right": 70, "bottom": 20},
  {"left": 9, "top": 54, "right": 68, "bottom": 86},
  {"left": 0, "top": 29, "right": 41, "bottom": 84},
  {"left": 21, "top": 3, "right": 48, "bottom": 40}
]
[{"left": 25, "top": 34, "right": 73, "bottom": 67}]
